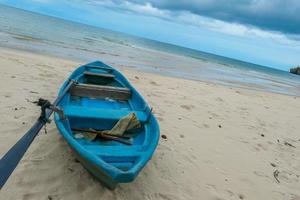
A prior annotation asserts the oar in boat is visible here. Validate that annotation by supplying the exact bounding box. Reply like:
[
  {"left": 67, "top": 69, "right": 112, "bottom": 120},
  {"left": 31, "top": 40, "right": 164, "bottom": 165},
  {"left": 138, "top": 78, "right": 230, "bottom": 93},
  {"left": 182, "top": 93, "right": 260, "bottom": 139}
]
[{"left": 0, "top": 79, "right": 76, "bottom": 189}]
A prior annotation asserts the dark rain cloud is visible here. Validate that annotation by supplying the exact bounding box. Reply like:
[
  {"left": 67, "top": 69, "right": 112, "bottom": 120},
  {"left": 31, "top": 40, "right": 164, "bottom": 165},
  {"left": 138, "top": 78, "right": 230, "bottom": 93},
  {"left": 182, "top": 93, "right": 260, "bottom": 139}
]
[{"left": 111, "top": 0, "right": 300, "bottom": 34}]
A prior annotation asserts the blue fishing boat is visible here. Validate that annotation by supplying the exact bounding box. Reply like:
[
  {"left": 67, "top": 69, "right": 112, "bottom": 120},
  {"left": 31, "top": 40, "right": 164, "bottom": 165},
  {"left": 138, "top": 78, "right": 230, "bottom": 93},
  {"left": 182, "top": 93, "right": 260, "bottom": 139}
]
[{"left": 54, "top": 61, "right": 160, "bottom": 189}]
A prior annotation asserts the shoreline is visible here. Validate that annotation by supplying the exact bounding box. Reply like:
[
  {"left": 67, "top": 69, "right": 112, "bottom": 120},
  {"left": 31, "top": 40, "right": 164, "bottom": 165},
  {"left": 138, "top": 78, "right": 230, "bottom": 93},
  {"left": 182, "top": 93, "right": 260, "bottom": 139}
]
[{"left": 1, "top": 45, "right": 299, "bottom": 98}]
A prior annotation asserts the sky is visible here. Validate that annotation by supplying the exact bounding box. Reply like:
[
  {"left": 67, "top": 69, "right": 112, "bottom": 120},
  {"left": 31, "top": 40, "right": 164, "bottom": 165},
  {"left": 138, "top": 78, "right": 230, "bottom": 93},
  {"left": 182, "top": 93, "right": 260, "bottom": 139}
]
[{"left": 0, "top": 0, "right": 299, "bottom": 70}]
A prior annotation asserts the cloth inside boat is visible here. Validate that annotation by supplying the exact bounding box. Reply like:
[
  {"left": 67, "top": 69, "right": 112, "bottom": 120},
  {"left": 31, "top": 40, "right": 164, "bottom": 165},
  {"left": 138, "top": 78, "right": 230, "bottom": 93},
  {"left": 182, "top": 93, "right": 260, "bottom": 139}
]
[
  {"left": 102, "top": 112, "right": 141, "bottom": 136},
  {"left": 74, "top": 112, "right": 141, "bottom": 141}
]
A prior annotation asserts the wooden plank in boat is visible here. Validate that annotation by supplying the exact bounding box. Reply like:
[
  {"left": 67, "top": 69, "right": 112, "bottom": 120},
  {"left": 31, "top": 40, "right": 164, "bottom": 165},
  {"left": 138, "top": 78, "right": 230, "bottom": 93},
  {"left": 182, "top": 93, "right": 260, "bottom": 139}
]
[
  {"left": 85, "top": 65, "right": 114, "bottom": 72},
  {"left": 70, "top": 83, "right": 131, "bottom": 101},
  {"left": 84, "top": 71, "right": 115, "bottom": 79}
]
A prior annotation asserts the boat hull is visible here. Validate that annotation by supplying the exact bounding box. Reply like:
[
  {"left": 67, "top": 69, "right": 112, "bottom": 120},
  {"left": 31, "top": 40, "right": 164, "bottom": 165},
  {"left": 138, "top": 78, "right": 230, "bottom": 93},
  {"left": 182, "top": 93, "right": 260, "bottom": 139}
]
[{"left": 54, "top": 61, "right": 160, "bottom": 189}]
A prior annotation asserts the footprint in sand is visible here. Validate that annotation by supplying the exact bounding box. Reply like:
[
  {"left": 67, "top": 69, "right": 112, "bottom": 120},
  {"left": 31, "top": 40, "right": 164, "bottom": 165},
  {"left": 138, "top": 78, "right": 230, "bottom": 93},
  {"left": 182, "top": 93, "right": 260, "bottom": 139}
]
[
  {"left": 144, "top": 193, "right": 175, "bottom": 200},
  {"left": 238, "top": 194, "right": 246, "bottom": 199},
  {"left": 203, "top": 123, "right": 210, "bottom": 128},
  {"left": 239, "top": 107, "right": 248, "bottom": 111},
  {"left": 38, "top": 73, "right": 55, "bottom": 78},
  {"left": 180, "top": 104, "right": 195, "bottom": 110},
  {"left": 253, "top": 170, "right": 269, "bottom": 178},
  {"left": 206, "top": 184, "right": 238, "bottom": 199},
  {"left": 254, "top": 143, "right": 268, "bottom": 151},
  {"left": 22, "top": 193, "right": 37, "bottom": 200},
  {"left": 207, "top": 111, "right": 220, "bottom": 118},
  {"left": 150, "top": 80, "right": 159, "bottom": 86},
  {"left": 215, "top": 97, "right": 224, "bottom": 102},
  {"left": 36, "top": 64, "right": 55, "bottom": 70}
]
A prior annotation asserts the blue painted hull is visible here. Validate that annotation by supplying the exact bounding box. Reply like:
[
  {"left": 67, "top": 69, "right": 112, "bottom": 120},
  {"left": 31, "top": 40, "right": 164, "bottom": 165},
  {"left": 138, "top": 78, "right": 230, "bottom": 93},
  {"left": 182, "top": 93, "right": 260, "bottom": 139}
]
[{"left": 54, "top": 61, "right": 160, "bottom": 189}]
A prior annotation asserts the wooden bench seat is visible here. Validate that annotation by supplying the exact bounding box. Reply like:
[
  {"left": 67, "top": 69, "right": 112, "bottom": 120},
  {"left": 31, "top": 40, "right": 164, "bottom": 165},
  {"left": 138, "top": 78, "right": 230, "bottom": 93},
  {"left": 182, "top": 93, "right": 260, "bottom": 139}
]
[
  {"left": 70, "top": 83, "right": 131, "bottom": 101},
  {"left": 85, "top": 65, "right": 114, "bottom": 72},
  {"left": 83, "top": 71, "right": 115, "bottom": 79}
]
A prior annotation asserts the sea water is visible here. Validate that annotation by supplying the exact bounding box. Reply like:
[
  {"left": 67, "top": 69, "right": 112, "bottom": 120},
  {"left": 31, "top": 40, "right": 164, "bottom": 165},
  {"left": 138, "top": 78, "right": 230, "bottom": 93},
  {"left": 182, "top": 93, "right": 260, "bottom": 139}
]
[{"left": 0, "top": 4, "right": 299, "bottom": 96}]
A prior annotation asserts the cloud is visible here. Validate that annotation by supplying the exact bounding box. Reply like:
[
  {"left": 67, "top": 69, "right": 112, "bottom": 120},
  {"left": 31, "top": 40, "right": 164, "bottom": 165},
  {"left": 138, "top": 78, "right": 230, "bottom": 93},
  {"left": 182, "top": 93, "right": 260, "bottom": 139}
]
[
  {"left": 82, "top": 0, "right": 300, "bottom": 46},
  {"left": 13, "top": 0, "right": 300, "bottom": 38},
  {"left": 132, "top": 0, "right": 300, "bottom": 35},
  {"left": 89, "top": 0, "right": 300, "bottom": 36},
  {"left": 82, "top": 0, "right": 168, "bottom": 18}
]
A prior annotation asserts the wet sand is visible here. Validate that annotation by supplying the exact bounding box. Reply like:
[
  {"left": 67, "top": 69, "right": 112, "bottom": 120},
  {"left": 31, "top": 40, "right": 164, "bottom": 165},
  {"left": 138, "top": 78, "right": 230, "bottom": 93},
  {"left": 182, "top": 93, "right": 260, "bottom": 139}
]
[{"left": 0, "top": 47, "right": 300, "bottom": 200}]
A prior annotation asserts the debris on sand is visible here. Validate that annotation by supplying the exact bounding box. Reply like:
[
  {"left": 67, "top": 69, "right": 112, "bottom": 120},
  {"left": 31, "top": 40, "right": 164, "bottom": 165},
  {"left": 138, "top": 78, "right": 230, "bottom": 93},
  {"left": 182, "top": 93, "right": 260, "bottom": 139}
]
[
  {"left": 29, "top": 90, "right": 39, "bottom": 94},
  {"left": 238, "top": 194, "right": 245, "bottom": 199},
  {"left": 273, "top": 170, "right": 280, "bottom": 183},
  {"left": 284, "top": 141, "right": 296, "bottom": 148},
  {"left": 270, "top": 163, "right": 277, "bottom": 167}
]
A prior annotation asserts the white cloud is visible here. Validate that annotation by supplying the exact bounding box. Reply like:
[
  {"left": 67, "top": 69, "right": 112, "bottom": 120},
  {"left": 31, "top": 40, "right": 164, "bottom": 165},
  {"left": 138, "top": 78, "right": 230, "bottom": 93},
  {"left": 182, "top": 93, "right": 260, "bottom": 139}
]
[
  {"left": 87, "top": 1, "right": 299, "bottom": 47},
  {"left": 175, "top": 11, "right": 299, "bottom": 46},
  {"left": 49, "top": 0, "right": 298, "bottom": 49},
  {"left": 123, "top": 2, "right": 166, "bottom": 17}
]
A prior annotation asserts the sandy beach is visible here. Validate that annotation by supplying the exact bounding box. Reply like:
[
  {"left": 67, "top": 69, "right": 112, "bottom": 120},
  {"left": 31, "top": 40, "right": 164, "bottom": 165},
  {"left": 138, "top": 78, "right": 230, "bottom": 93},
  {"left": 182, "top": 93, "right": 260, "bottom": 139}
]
[{"left": 0, "top": 47, "right": 300, "bottom": 200}]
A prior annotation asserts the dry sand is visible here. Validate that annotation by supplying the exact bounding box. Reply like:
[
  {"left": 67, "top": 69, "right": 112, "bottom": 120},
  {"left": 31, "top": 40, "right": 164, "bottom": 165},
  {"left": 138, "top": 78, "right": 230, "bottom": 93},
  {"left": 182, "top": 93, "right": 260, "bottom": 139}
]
[{"left": 0, "top": 47, "right": 300, "bottom": 200}]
